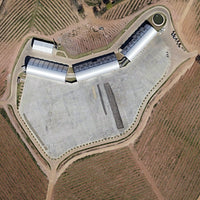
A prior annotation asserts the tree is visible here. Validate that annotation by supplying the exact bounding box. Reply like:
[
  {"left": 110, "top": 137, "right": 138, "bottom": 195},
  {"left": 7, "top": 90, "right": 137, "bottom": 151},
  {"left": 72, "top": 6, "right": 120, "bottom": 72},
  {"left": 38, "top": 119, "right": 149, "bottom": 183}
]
[
  {"left": 78, "top": 4, "right": 84, "bottom": 14},
  {"left": 103, "top": 0, "right": 110, "bottom": 5}
]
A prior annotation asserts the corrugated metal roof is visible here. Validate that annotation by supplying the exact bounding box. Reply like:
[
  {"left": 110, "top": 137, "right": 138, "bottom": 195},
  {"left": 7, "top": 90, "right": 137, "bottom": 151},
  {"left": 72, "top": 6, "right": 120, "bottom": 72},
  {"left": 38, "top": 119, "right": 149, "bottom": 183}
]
[
  {"left": 26, "top": 57, "right": 68, "bottom": 82},
  {"left": 73, "top": 53, "right": 117, "bottom": 73},
  {"left": 121, "top": 23, "right": 157, "bottom": 61},
  {"left": 73, "top": 53, "right": 119, "bottom": 81}
]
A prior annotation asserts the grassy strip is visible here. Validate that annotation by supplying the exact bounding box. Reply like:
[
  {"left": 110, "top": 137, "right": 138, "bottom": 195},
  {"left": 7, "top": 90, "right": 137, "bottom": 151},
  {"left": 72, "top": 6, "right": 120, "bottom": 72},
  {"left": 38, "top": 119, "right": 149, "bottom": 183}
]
[
  {"left": 74, "top": 153, "right": 99, "bottom": 163},
  {"left": 56, "top": 51, "right": 66, "bottom": 57}
]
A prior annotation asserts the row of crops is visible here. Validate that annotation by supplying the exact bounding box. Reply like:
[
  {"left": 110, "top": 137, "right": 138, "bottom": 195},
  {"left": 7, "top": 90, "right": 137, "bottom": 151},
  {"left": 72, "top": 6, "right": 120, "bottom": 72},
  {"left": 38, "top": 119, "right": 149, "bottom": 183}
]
[
  {"left": 135, "top": 59, "right": 200, "bottom": 200},
  {"left": 53, "top": 147, "right": 158, "bottom": 199},
  {"left": 0, "top": 112, "right": 48, "bottom": 199}
]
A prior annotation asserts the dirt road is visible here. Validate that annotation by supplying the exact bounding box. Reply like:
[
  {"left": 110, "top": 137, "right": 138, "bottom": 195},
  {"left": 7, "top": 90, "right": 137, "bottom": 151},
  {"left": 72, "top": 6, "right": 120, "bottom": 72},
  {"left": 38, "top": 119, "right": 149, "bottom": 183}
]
[
  {"left": 128, "top": 144, "right": 164, "bottom": 200},
  {"left": 0, "top": 3, "right": 198, "bottom": 199},
  {"left": 43, "top": 56, "right": 196, "bottom": 200}
]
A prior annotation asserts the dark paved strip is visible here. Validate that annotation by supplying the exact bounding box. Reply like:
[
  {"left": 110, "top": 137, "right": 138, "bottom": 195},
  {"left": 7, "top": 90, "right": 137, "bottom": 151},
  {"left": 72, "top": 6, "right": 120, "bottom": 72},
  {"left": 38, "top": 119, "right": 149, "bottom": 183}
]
[
  {"left": 104, "top": 82, "right": 124, "bottom": 129},
  {"left": 97, "top": 84, "right": 107, "bottom": 115}
]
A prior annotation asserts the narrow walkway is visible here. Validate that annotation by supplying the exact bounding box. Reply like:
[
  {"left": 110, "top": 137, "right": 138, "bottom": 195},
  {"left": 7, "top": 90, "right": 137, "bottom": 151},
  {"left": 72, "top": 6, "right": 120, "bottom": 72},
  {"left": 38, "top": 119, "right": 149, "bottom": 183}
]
[{"left": 128, "top": 144, "right": 165, "bottom": 200}]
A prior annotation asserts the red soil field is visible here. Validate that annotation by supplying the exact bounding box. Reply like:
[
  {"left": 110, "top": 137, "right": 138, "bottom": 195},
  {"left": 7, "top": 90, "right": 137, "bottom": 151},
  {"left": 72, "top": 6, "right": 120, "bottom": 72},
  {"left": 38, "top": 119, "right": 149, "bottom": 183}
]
[
  {"left": 53, "top": 147, "right": 158, "bottom": 200},
  {"left": 134, "top": 59, "right": 200, "bottom": 200},
  {"left": 0, "top": 109, "right": 48, "bottom": 200}
]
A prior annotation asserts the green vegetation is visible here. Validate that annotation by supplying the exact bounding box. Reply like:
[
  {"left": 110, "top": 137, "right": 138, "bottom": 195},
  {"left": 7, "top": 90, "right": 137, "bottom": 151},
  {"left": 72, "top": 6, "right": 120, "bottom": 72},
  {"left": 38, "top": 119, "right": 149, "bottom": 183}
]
[
  {"left": 56, "top": 51, "right": 66, "bottom": 57},
  {"left": 106, "top": 2, "right": 113, "bottom": 9},
  {"left": 17, "top": 72, "right": 26, "bottom": 109},
  {"left": 153, "top": 13, "right": 164, "bottom": 25},
  {"left": 0, "top": 108, "right": 11, "bottom": 125},
  {"left": 106, "top": 0, "right": 123, "bottom": 10},
  {"left": 85, "top": 0, "right": 101, "bottom": 6}
]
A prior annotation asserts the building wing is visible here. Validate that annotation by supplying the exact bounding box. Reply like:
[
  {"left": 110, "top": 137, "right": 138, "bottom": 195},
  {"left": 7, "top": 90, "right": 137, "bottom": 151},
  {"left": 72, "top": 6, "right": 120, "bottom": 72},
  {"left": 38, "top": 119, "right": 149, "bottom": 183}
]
[
  {"left": 73, "top": 53, "right": 119, "bottom": 81},
  {"left": 26, "top": 57, "right": 68, "bottom": 82},
  {"left": 121, "top": 23, "right": 157, "bottom": 61}
]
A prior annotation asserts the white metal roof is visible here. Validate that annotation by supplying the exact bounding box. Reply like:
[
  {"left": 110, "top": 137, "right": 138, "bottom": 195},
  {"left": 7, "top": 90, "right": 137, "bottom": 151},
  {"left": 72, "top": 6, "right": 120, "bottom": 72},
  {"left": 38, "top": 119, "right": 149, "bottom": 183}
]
[
  {"left": 122, "top": 25, "right": 157, "bottom": 61},
  {"left": 75, "top": 60, "right": 119, "bottom": 81},
  {"left": 32, "top": 39, "right": 54, "bottom": 54},
  {"left": 73, "top": 53, "right": 119, "bottom": 81},
  {"left": 26, "top": 58, "right": 68, "bottom": 82}
]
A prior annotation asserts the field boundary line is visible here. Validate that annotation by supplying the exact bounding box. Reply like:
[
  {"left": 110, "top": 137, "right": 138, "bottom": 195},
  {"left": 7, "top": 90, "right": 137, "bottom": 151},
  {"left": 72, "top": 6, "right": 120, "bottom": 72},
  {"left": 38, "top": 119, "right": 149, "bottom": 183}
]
[
  {"left": 179, "top": 0, "right": 195, "bottom": 25},
  {"left": 128, "top": 144, "right": 165, "bottom": 200}
]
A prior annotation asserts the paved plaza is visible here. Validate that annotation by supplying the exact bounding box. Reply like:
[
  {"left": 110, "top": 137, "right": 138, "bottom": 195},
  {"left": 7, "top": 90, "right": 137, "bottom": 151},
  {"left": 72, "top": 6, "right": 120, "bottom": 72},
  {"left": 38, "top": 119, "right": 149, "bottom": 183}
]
[{"left": 19, "top": 34, "right": 171, "bottom": 158}]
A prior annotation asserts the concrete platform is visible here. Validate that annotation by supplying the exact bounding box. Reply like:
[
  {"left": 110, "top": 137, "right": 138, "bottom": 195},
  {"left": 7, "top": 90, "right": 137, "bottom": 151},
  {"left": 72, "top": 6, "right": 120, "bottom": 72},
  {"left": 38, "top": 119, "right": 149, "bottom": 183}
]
[{"left": 19, "top": 34, "right": 171, "bottom": 158}]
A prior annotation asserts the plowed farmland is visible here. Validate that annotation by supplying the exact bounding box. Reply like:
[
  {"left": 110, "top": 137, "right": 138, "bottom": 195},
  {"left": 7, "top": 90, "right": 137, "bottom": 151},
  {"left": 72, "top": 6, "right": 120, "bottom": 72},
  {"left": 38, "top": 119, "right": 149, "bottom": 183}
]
[
  {"left": 134, "top": 58, "right": 200, "bottom": 200},
  {"left": 53, "top": 147, "right": 158, "bottom": 200},
  {"left": 0, "top": 109, "right": 48, "bottom": 200},
  {"left": 102, "top": 0, "right": 159, "bottom": 20}
]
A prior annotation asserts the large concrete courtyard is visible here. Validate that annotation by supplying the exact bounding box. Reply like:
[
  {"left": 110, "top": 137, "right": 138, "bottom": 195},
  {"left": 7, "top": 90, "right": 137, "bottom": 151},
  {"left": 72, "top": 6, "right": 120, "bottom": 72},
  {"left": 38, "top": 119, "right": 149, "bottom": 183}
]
[{"left": 19, "top": 34, "right": 171, "bottom": 158}]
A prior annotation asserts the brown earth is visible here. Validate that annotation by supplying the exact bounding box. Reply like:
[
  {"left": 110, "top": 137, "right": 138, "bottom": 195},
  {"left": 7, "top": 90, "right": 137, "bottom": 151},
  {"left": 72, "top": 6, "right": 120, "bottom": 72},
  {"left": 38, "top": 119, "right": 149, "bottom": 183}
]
[
  {"left": 0, "top": 1, "right": 199, "bottom": 200},
  {"left": 0, "top": 109, "right": 48, "bottom": 200},
  {"left": 53, "top": 147, "right": 159, "bottom": 200},
  {"left": 134, "top": 59, "right": 200, "bottom": 200}
]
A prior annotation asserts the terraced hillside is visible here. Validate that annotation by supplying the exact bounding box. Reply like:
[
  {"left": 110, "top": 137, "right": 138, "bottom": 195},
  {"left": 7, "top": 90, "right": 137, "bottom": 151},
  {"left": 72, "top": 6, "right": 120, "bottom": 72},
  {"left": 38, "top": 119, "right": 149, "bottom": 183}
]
[
  {"left": 134, "top": 58, "right": 200, "bottom": 200},
  {"left": 0, "top": 109, "right": 48, "bottom": 200},
  {"left": 53, "top": 147, "right": 158, "bottom": 200}
]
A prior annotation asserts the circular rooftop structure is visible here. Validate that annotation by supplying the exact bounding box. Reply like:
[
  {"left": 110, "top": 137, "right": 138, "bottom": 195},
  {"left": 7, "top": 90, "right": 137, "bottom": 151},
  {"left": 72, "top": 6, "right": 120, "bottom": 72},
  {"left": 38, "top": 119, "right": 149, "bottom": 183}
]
[{"left": 152, "top": 13, "right": 165, "bottom": 26}]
